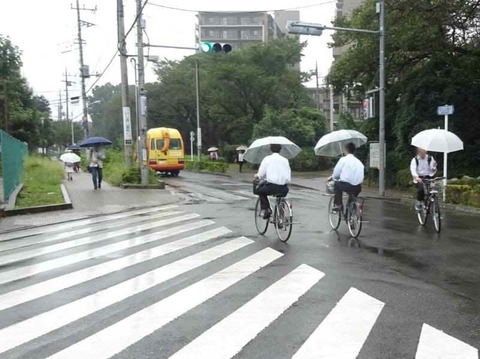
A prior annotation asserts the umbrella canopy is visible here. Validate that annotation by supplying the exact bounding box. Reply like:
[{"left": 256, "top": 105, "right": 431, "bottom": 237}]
[
  {"left": 314, "top": 129, "right": 368, "bottom": 157},
  {"left": 207, "top": 147, "right": 219, "bottom": 152},
  {"left": 236, "top": 145, "right": 248, "bottom": 151},
  {"left": 79, "top": 137, "right": 112, "bottom": 148},
  {"left": 60, "top": 153, "right": 81, "bottom": 163},
  {"left": 243, "top": 136, "right": 301, "bottom": 164},
  {"left": 411, "top": 129, "right": 463, "bottom": 153},
  {"left": 66, "top": 144, "right": 81, "bottom": 151}
]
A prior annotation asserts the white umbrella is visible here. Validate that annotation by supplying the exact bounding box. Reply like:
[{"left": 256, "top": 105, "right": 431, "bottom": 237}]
[
  {"left": 207, "top": 147, "right": 219, "bottom": 152},
  {"left": 60, "top": 153, "right": 81, "bottom": 163},
  {"left": 411, "top": 129, "right": 463, "bottom": 153},
  {"left": 314, "top": 129, "right": 368, "bottom": 157},
  {"left": 236, "top": 145, "right": 248, "bottom": 151},
  {"left": 243, "top": 136, "right": 301, "bottom": 163}
]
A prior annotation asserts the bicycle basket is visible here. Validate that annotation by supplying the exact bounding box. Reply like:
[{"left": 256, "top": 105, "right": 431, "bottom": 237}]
[
  {"left": 326, "top": 180, "right": 335, "bottom": 194},
  {"left": 253, "top": 179, "right": 261, "bottom": 195}
]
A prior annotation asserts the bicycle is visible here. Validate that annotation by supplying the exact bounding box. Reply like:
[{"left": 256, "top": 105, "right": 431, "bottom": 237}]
[
  {"left": 326, "top": 181, "right": 364, "bottom": 238},
  {"left": 416, "top": 177, "right": 444, "bottom": 233},
  {"left": 254, "top": 194, "right": 293, "bottom": 242}
]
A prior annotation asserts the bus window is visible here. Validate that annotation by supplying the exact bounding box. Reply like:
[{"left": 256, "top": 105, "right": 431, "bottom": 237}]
[
  {"left": 155, "top": 139, "right": 165, "bottom": 150},
  {"left": 170, "top": 139, "right": 182, "bottom": 150},
  {"left": 150, "top": 139, "right": 156, "bottom": 150}
]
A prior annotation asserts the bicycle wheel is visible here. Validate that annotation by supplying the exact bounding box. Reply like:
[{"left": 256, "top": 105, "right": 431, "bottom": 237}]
[
  {"left": 416, "top": 201, "right": 427, "bottom": 226},
  {"left": 254, "top": 198, "right": 269, "bottom": 235},
  {"left": 347, "top": 201, "right": 363, "bottom": 238},
  {"left": 275, "top": 200, "right": 293, "bottom": 242},
  {"left": 328, "top": 197, "right": 341, "bottom": 230},
  {"left": 431, "top": 196, "right": 441, "bottom": 233}
]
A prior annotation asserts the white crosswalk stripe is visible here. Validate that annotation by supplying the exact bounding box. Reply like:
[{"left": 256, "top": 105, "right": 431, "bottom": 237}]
[
  {"left": 169, "top": 264, "right": 325, "bottom": 359},
  {"left": 415, "top": 324, "right": 478, "bottom": 359},
  {"left": 0, "top": 206, "right": 476, "bottom": 359},
  {"left": 292, "top": 287, "right": 385, "bottom": 359},
  {"left": 0, "top": 205, "right": 178, "bottom": 242}
]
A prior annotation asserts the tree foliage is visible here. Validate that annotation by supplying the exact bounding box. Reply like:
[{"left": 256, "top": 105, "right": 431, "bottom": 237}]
[
  {"left": 148, "top": 38, "right": 310, "bottom": 148},
  {"left": 328, "top": 0, "right": 480, "bottom": 176}
]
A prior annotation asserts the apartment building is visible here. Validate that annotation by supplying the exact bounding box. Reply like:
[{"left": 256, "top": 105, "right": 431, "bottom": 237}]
[{"left": 196, "top": 10, "right": 300, "bottom": 50}]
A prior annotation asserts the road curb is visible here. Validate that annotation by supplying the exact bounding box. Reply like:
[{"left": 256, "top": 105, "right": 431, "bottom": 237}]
[{"left": 1, "top": 184, "right": 73, "bottom": 217}]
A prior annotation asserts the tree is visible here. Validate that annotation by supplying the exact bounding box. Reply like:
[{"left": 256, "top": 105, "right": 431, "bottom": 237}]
[
  {"left": 149, "top": 38, "right": 311, "bottom": 148},
  {"left": 252, "top": 107, "right": 327, "bottom": 147},
  {"left": 328, "top": 0, "right": 480, "bottom": 177}
]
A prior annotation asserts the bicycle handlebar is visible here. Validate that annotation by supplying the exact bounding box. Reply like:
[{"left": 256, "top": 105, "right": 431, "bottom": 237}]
[{"left": 423, "top": 177, "right": 446, "bottom": 182}]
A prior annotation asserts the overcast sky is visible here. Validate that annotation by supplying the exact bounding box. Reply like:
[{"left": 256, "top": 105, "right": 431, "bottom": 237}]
[{"left": 0, "top": 0, "right": 336, "bottom": 120}]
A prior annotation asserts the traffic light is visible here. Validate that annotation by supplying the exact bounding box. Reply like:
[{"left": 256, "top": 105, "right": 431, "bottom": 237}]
[{"left": 201, "top": 42, "right": 232, "bottom": 54}]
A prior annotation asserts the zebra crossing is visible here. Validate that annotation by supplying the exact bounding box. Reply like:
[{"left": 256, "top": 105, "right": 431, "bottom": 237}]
[
  {"left": 0, "top": 206, "right": 477, "bottom": 358},
  {"left": 168, "top": 181, "right": 317, "bottom": 204}
]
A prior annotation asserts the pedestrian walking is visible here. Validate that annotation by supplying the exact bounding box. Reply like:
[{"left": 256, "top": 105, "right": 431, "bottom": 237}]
[
  {"left": 89, "top": 145, "right": 106, "bottom": 190},
  {"left": 64, "top": 162, "right": 74, "bottom": 181},
  {"left": 238, "top": 150, "right": 246, "bottom": 173}
]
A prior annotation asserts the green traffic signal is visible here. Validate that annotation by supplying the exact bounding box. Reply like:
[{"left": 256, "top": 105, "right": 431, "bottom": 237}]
[{"left": 201, "top": 42, "right": 232, "bottom": 53}]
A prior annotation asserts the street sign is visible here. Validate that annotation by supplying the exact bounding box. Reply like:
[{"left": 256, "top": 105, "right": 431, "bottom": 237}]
[
  {"left": 437, "top": 105, "right": 454, "bottom": 116},
  {"left": 287, "top": 21, "right": 323, "bottom": 36},
  {"left": 122, "top": 107, "right": 133, "bottom": 145},
  {"left": 190, "top": 131, "right": 195, "bottom": 142},
  {"left": 369, "top": 142, "right": 386, "bottom": 169}
]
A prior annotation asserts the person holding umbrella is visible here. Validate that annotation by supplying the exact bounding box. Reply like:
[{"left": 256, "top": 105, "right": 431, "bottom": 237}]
[{"left": 80, "top": 137, "right": 112, "bottom": 190}]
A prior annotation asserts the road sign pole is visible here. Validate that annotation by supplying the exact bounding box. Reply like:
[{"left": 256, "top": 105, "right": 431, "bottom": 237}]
[{"left": 443, "top": 112, "right": 448, "bottom": 201}]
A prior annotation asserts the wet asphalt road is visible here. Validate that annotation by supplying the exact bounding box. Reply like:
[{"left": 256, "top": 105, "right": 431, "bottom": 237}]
[{"left": 164, "top": 171, "right": 480, "bottom": 358}]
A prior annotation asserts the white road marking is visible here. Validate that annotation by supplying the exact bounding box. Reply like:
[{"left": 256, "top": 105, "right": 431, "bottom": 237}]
[
  {"left": 0, "top": 215, "right": 205, "bottom": 285},
  {"left": 169, "top": 264, "right": 324, "bottom": 359},
  {"left": 0, "top": 211, "right": 184, "bottom": 264},
  {"left": 0, "top": 209, "right": 181, "bottom": 253},
  {"left": 0, "top": 227, "right": 231, "bottom": 311},
  {"left": 0, "top": 205, "right": 178, "bottom": 242},
  {"left": 46, "top": 248, "right": 283, "bottom": 359},
  {"left": 292, "top": 287, "right": 385, "bottom": 359},
  {"left": 415, "top": 324, "right": 478, "bottom": 359},
  {"left": 181, "top": 183, "right": 249, "bottom": 202},
  {"left": 0, "top": 237, "right": 254, "bottom": 354},
  {"left": 233, "top": 190, "right": 257, "bottom": 199}
]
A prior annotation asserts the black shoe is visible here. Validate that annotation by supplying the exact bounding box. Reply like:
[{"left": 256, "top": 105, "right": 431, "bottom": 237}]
[
  {"left": 332, "top": 205, "right": 342, "bottom": 213},
  {"left": 98, "top": 183, "right": 101, "bottom": 189},
  {"left": 262, "top": 209, "right": 272, "bottom": 219}
]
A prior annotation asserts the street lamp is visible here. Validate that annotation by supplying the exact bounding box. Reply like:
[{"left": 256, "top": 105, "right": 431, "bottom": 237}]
[{"left": 287, "top": 0, "right": 386, "bottom": 196}]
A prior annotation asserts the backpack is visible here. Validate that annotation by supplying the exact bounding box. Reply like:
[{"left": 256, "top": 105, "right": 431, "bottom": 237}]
[{"left": 415, "top": 155, "right": 432, "bottom": 167}]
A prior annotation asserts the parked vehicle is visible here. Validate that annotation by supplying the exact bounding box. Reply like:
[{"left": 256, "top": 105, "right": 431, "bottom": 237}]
[{"left": 146, "top": 127, "right": 185, "bottom": 176}]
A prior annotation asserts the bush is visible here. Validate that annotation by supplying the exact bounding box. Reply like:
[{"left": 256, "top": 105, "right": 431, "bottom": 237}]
[
  {"left": 185, "top": 160, "right": 229, "bottom": 173},
  {"left": 446, "top": 184, "right": 480, "bottom": 207},
  {"left": 121, "top": 167, "right": 158, "bottom": 185},
  {"left": 394, "top": 168, "right": 413, "bottom": 190},
  {"left": 290, "top": 148, "right": 333, "bottom": 172}
]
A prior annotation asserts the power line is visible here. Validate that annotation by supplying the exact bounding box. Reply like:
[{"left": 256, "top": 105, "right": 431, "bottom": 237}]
[
  {"left": 86, "top": 0, "right": 149, "bottom": 94},
  {"left": 147, "top": 0, "right": 336, "bottom": 13}
]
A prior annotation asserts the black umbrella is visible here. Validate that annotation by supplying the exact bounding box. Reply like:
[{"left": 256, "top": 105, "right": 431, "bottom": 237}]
[{"left": 79, "top": 137, "right": 112, "bottom": 148}]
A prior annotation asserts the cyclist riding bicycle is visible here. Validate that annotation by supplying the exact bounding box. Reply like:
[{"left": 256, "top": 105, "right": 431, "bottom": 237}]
[
  {"left": 410, "top": 147, "right": 437, "bottom": 211},
  {"left": 328, "top": 142, "right": 364, "bottom": 212},
  {"left": 255, "top": 144, "right": 291, "bottom": 219}
]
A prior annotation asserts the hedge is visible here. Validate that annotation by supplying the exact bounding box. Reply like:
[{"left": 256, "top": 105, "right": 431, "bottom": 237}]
[{"left": 185, "top": 160, "right": 229, "bottom": 173}]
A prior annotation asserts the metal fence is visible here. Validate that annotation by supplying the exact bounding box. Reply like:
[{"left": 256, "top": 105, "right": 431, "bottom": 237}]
[{"left": 0, "top": 130, "right": 28, "bottom": 202}]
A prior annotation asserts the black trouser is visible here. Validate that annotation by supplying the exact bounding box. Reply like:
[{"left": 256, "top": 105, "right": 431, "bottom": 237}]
[
  {"left": 92, "top": 167, "right": 103, "bottom": 189},
  {"left": 415, "top": 176, "right": 433, "bottom": 201},
  {"left": 257, "top": 183, "right": 289, "bottom": 210},
  {"left": 334, "top": 181, "right": 361, "bottom": 206},
  {"left": 239, "top": 161, "right": 244, "bottom": 173}
]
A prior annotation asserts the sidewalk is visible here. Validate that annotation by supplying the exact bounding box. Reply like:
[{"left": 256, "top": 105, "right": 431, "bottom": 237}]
[{"left": 0, "top": 170, "right": 179, "bottom": 232}]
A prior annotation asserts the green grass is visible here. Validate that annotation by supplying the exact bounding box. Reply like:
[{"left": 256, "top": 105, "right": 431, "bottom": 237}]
[{"left": 16, "top": 156, "right": 64, "bottom": 208}]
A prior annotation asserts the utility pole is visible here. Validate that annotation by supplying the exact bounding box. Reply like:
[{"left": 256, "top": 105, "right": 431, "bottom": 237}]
[
  {"left": 72, "top": 0, "right": 96, "bottom": 139},
  {"left": 136, "top": 0, "right": 148, "bottom": 185},
  {"left": 378, "top": 0, "right": 386, "bottom": 196},
  {"left": 117, "top": 0, "right": 133, "bottom": 168},
  {"left": 195, "top": 59, "right": 201, "bottom": 160},
  {"left": 64, "top": 70, "right": 74, "bottom": 144},
  {"left": 329, "top": 85, "right": 335, "bottom": 132},
  {"left": 315, "top": 62, "right": 321, "bottom": 112},
  {"left": 58, "top": 90, "right": 63, "bottom": 121}
]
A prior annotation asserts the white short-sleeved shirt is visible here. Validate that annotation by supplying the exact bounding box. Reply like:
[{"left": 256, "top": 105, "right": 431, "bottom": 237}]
[
  {"left": 410, "top": 155, "right": 437, "bottom": 179},
  {"left": 333, "top": 154, "right": 364, "bottom": 186},
  {"left": 257, "top": 153, "right": 291, "bottom": 186}
]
